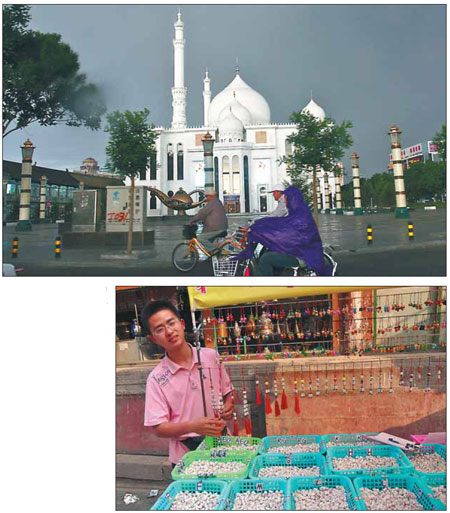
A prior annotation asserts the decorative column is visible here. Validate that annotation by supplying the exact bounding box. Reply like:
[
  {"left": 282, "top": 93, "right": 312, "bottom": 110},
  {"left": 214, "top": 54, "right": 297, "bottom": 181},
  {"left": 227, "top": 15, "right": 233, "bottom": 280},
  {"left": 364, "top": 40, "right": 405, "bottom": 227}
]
[
  {"left": 39, "top": 174, "right": 48, "bottom": 222},
  {"left": 316, "top": 177, "right": 322, "bottom": 211},
  {"left": 203, "top": 70, "right": 211, "bottom": 127},
  {"left": 335, "top": 165, "right": 343, "bottom": 215},
  {"left": 202, "top": 132, "right": 215, "bottom": 190},
  {"left": 171, "top": 11, "right": 187, "bottom": 129},
  {"left": 389, "top": 125, "right": 409, "bottom": 219},
  {"left": 351, "top": 152, "right": 363, "bottom": 216},
  {"left": 324, "top": 172, "right": 331, "bottom": 214},
  {"left": 16, "top": 139, "right": 35, "bottom": 231}
]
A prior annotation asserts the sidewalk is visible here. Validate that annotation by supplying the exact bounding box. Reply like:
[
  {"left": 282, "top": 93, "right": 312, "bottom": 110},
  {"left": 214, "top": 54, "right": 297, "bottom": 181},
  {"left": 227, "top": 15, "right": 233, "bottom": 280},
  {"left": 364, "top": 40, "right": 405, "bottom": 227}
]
[{"left": 2, "top": 208, "right": 445, "bottom": 270}]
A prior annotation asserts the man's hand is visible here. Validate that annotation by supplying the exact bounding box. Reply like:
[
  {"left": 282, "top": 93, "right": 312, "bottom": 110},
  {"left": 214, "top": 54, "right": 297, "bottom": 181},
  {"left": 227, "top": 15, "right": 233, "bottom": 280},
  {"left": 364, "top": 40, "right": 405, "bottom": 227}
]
[
  {"left": 221, "top": 394, "right": 234, "bottom": 420},
  {"left": 191, "top": 417, "right": 226, "bottom": 437}
]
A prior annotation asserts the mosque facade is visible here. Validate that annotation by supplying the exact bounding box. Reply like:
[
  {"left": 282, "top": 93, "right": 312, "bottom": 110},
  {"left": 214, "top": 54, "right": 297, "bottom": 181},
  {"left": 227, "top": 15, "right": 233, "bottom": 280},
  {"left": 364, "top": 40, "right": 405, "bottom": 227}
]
[{"left": 138, "top": 12, "right": 338, "bottom": 216}]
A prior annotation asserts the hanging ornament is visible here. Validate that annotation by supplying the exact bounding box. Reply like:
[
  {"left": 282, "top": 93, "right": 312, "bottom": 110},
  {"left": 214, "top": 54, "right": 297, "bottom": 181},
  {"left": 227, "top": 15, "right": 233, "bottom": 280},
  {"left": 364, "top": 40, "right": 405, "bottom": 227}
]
[
  {"left": 437, "top": 358, "right": 442, "bottom": 383},
  {"left": 281, "top": 369, "right": 288, "bottom": 409},
  {"left": 369, "top": 362, "right": 374, "bottom": 395},
  {"left": 273, "top": 373, "right": 281, "bottom": 416},
  {"left": 315, "top": 366, "right": 321, "bottom": 396},
  {"left": 399, "top": 362, "right": 404, "bottom": 386},
  {"left": 293, "top": 367, "right": 301, "bottom": 414},
  {"left": 208, "top": 368, "right": 219, "bottom": 418},
  {"left": 255, "top": 369, "right": 262, "bottom": 405},
  {"left": 360, "top": 365, "right": 365, "bottom": 393},
  {"left": 425, "top": 359, "right": 431, "bottom": 393},
  {"left": 300, "top": 368, "right": 306, "bottom": 398},
  {"left": 216, "top": 358, "right": 224, "bottom": 417},
  {"left": 232, "top": 411, "right": 239, "bottom": 436},
  {"left": 409, "top": 362, "right": 414, "bottom": 393},
  {"left": 333, "top": 364, "right": 338, "bottom": 392},
  {"left": 325, "top": 364, "right": 329, "bottom": 394},
  {"left": 389, "top": 361, "right": 394, "bottom": 394},
  {"left": 241, "top": 368, "right": 252, "bottom": 435},
  {"left": 352, "top": 364, "right": 356, "bottom": 392},
  {"left": 264, "top": 370, "right": 272, "bottom": 414},
  {"left": 342, "top": 365, "right": 347, "bottom": 395},
  {"left": 308, "top": 365, "right": 313, "bottom": 398},
  {"left": 377, "top": 361, "right": 383, "bottom": 393},
  {"left": 417, "top": 359, "right": 422, "bottom": 383}
]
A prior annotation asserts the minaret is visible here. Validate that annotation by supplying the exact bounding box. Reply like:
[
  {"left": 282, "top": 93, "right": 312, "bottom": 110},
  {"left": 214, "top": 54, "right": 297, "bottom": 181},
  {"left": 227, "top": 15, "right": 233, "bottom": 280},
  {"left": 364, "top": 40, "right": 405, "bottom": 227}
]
[
  {"left": 171, "top": 11, "right": 187, "bottom": 129},
  {"left": 203, "top": 69, "right": 211, "bottom": 126}
]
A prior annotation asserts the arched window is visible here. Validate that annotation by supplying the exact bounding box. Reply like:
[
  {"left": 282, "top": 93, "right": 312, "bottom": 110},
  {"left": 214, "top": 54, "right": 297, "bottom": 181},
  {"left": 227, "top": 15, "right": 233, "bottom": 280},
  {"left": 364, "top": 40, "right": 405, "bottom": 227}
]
[
  {"left": 285, "top": 139, "right": 293, "bottom": 156},
  {"left": 232, "top": 155, "right": 240, "bottom": 194},
  {"left": 150, "top": 149, "right": 157, "bottom": 180},
  {"left": 214, "top": 157, "right": 219, "bottom": 196},
  {"left": 222, "top": 156, "right": 230, "bottom": 194},
  {"left": 243, "top": 156, "right": 250, "bottom": 212},
  {"left": 150, "top": 194, "right": 157, "bottom": 210},
  {"left": 167, "top": 143, "right": 174, "bottom": 180},
  {"left": 177, "top": 143, "right": 184, "bottom": 180}
]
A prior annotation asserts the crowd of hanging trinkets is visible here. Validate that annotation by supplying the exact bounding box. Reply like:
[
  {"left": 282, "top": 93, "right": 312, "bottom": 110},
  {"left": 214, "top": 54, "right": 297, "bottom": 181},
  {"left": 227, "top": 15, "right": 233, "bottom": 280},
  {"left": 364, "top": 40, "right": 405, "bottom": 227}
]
[
  {"left": 199, "top": 289, "right": 446, "bottom": 359},
  {"left": 202, "top": 354, "right": 445, "bottom": 436}
]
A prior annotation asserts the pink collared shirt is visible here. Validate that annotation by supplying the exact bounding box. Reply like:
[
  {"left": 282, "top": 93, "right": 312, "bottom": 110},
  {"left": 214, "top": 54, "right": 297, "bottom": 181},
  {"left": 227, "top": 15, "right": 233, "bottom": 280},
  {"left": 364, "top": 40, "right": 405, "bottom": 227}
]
[{"left": 144, "top": 345, "right": 233, "bottom": 464}]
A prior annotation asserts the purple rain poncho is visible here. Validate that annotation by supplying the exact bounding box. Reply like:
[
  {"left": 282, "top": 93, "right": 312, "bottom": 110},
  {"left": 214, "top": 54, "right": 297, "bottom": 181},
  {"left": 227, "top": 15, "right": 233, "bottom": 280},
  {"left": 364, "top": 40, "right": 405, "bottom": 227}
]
[{"left": 234, "top": 186, "right": 332, "bottom": 276}]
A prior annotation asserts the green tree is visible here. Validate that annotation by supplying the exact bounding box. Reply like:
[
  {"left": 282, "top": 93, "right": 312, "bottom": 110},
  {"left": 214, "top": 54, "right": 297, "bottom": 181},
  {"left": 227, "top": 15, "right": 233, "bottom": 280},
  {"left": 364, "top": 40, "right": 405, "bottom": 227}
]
[
  {"left": 432, "top": 125, "right": 446, "bottom": 162},
  {"left": 405, "top": 161, "right": 446, "bottom": 202},
  {"left": 282, "top": 111, "right": 353, "bottom": 224},
  {"left": 3, "top": 4, "right": 105, "bottom": 137},
  {"left": 105, "top": 109, "right": 157, "bottom": 254}
]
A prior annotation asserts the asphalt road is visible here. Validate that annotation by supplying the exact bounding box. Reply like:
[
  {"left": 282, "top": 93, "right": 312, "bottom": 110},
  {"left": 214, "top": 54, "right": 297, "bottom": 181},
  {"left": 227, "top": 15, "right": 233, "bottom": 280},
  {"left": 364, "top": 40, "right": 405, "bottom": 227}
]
[{"left": 12, "top": 245, "right": 446, "bottom": 276}]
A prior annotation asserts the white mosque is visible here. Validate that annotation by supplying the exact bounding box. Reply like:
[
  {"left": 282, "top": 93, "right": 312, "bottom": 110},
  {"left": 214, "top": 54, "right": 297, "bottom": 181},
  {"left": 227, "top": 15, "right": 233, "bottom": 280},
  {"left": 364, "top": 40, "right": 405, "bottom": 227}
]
[{"left": 138, "top": 12, "right": 339, "bottom": 216}]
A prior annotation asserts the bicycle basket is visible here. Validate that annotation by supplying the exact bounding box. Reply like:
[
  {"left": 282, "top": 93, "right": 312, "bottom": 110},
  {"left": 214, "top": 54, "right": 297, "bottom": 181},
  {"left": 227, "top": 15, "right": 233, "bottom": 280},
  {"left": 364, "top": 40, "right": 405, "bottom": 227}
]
[
  {"left": 212, "top": 256, "right": 239, "bottom": 277},
  {"left": 182, "top": 223, "right": 198, "bottom": 239}
]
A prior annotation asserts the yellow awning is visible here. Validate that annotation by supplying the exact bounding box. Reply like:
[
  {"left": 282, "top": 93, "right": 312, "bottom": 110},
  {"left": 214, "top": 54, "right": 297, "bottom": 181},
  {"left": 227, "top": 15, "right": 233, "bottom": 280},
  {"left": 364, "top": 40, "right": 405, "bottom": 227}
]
[{"left": 188, "top": 286, "right": 377, "bottom": 310}]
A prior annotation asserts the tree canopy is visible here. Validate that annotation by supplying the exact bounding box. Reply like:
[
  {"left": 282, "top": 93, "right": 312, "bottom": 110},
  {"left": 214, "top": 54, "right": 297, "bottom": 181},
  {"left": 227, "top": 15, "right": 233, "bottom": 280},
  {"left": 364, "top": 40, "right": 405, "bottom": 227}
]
[
  {"left": 3, "top": 4, "right": 106, "bottom": 137},
  {"left": 105, "top": 109, "right": 157, "bottom": 178},
  {"left": 281, "top": 111, "right": 353, "bottom": 221},
  {"left": 432, "top": 125, "right": 446, "bottom": 162}
]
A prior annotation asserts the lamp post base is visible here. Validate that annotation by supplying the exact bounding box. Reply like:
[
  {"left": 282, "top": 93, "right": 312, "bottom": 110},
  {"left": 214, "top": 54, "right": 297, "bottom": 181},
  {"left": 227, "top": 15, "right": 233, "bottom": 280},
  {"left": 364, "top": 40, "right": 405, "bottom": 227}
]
[
  {"left": 395, "top": 207, "right": 409, "bottom": 219},
  {"left": 335, "top": 209, "right": 343, "bottom": 215},
  {"left": 16, "top": 219, "right": 32, "bottom": 231},
  {"left": 325, "top": 209, "right": 331, "bottom": 214},
  {"left": 353, "top": 208, "right": 364, "bottom": 216}
]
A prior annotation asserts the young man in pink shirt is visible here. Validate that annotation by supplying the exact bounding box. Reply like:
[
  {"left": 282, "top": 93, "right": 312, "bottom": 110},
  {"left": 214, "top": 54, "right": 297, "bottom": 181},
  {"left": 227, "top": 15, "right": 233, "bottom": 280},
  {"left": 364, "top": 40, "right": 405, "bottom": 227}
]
[{"left": 142, "top": 300, "right": 234, "bottom": 465}]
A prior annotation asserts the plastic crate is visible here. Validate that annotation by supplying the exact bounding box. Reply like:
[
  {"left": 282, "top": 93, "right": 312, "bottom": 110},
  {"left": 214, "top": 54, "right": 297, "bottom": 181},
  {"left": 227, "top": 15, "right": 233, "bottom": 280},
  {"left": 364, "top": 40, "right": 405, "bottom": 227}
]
[
  {"left": 407, "top": 444, "right": 447, "bottom": 476},
  {"left": 171, "top": 450, "right": 254, "bottom": 480},
  {"left": 219, "top": 478, "right": 289, "bottom": 510},
  {"left": 259, "top": 435, "right": 323, "bottom": 454},
  {"left": 249, "top": 453, "right": 328, "bottom": 478},
  {"left": 326, "top": 446, "right": 414, "bottom": 477},
  {"left": 151, "top": 478, "right": 228, "bottom": 510},
  {"left": 421, "top": 473, "right": 447, "bottom": 509},
  {"left": 197, "top": 435, "right": 261, "bottom": 452},
  {"left": 288, "top": 475, "right": 361, "bottom": 511},
  {"left": 353, "top": 474, "right": 445, "bottom": 511},
  {"left": 320, "top": 433, "right": 379, "bottom": 454}
]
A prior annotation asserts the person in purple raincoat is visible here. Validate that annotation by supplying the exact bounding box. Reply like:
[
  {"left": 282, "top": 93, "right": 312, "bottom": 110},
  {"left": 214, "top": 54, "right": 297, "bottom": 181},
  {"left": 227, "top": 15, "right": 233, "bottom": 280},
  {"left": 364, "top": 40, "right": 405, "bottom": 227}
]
[{"left": 234, "top": 186, "right": 332, "bottom": 276}]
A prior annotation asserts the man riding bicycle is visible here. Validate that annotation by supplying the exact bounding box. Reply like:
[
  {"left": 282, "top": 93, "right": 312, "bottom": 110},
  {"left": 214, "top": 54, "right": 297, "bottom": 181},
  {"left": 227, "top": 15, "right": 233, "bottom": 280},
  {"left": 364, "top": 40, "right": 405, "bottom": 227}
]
[{"left": 188, "top": 188, "right": 228, "bottom": 252}]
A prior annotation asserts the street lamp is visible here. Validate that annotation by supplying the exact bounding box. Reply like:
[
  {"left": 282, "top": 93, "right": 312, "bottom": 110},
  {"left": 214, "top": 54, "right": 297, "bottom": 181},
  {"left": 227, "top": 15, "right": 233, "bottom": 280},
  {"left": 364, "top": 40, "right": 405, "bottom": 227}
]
[
  {"left": 202, "top": 132, "right": 215, "bottom": 191},
  {"left": 351, "top": 152, "right": 363, "bottom": 216},
  {"left": 334, "top": 163, "right": 344, "bottom": 215},
  {"left": 323, "top": 172, "right": 331, "bottom": 214},
  {"left": 388, "top": 124, "right": 409, "bottom": 218},
  {"left": 16, "top": 139, "right": 35, "bottom": 231}
]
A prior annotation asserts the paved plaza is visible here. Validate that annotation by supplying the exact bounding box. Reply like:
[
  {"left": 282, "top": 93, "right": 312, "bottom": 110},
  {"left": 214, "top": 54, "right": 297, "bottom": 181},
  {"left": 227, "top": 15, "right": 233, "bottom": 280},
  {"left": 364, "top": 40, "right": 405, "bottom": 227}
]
[{"left": 2, "top": 208, "right": 446, "bottom": 276}]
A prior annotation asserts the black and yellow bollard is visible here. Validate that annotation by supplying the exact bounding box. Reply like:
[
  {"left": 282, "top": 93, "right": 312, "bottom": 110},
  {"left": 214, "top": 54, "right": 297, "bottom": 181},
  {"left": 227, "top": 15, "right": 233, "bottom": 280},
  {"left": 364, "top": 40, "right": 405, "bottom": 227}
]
[
  {"left": 12, "top": 237, "right": 19, "bottom": 258},
  {"left": 366, "top": 224, "right": 373, "bottom": 244},
  {"left": 408, "top": 222, "right": 414, "bottom": 241},
  {"left": 55, "top": 236, "right": 61, "bottom": 258}
]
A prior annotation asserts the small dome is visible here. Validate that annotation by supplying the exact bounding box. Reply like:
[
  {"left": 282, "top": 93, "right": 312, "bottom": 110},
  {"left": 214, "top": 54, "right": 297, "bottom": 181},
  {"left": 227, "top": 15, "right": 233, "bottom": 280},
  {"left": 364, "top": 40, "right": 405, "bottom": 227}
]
[
  {"left": 208, "top": 72, "right": 271, "bottom": 126},
  {"left": 219, "top": 107, "right": 244, "bottom": 142},
  {"left": 218, "top": 93, "right": 252, "bottom": 125},
  {"left": 302, "top": 98, "right": 326, "bottom": 121}
]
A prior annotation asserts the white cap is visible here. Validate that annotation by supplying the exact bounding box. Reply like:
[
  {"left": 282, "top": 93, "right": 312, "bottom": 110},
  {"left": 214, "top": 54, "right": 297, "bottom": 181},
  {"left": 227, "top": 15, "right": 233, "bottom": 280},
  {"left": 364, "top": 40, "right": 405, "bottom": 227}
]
[{"left": 269, "top": 184, "right": 284, "bottom": 192}]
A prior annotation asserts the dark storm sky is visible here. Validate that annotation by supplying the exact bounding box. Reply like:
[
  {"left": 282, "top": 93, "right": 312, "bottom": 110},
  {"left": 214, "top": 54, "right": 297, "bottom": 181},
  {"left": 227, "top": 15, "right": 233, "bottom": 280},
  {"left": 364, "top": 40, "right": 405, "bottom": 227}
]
[{"left": 3, "top": 3, "right": 446, "bottom": 181}]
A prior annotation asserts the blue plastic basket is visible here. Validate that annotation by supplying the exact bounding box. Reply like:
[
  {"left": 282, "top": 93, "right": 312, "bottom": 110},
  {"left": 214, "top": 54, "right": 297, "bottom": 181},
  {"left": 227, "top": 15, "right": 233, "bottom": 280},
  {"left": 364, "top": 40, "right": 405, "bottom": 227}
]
[
  {"left": 288, "top": 475, "right": 361, "bottom": 511},
  {"left": 353, "top": 474, "right": 445, "bottom": 511},
  {"left": 151, "top": 479, "right": 228, "bottom": 510},
  {"left": 259, "top": 435, "right": 322, "bottom": 454},
  {"left": 320, "top": 433, "right": 379, "bottom": 454},
  {"left": 421, "top": 473, "right": 447, "bottom": 509},
  {"left": 249, "top": 453, "right": 328, "bottom": 478},
  {"left": 326, "top": 446, "right": 414, "bottom": 477},
  {"left": 407, "top": 444, "right": 447, "bottom": 476},
  {"left": 218, "top": 478, "right": 289, "bottom": 510}
]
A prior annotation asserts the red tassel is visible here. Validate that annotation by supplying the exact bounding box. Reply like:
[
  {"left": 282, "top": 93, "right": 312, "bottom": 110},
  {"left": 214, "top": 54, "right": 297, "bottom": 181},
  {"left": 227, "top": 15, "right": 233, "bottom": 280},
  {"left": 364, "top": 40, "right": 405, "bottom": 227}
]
[
  {"left": 233, "top": 419, "right": 239, "bottom": 436},
  {"left": 295, "top": 394, "right": 301, "bottom": 414},
  {"left": 281, "top": 389, "right": 288, "bottom": 410},
  {"left": 265, "top": 392, "right": 272, "bottom": 414},
  {"left": 274, "top": 398, "right": 281, "bottom": 416},
  {"left": 245, "top": 416, "right": 252, "bottom": 435},
  {"left": 256, "top": 385, "right": 262, "bottom": 405}
]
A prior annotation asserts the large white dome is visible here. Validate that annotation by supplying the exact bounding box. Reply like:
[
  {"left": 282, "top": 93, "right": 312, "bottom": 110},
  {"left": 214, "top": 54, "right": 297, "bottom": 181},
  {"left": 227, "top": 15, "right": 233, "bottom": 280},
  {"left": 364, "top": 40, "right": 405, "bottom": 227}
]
[
  {"left": 208, "top": 73, "right": 271, "bottom": 126},
  {"left": 302, "top": 98, "right": 326, "bottom": 121},
  {"left": 218, "top": 107, "right": 244, "bottom": 142},
  {"left": 219, "top": 93, "right": 252, "bottom": 125}
]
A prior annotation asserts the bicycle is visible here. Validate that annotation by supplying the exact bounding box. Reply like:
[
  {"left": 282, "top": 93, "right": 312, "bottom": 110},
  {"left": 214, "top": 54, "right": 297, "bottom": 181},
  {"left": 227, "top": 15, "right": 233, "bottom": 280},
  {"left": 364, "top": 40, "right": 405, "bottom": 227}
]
[{"left": 172, "top": 224, "right": 249, "bottom": 275}]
